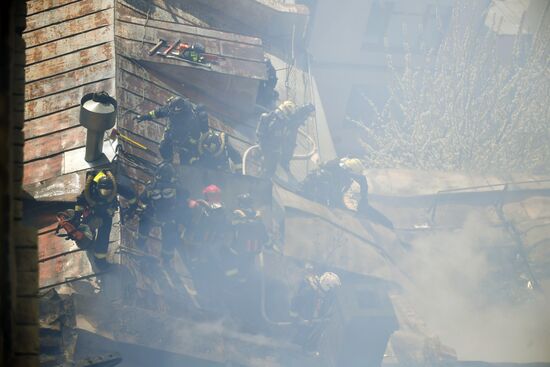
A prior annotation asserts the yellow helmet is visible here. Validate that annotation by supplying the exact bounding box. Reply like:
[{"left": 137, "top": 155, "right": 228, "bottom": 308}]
[
  {"left": 339, "top": 157, "right": 365, "bottom": 175},
  {"left": 277, "top": 100, "right": 297, "bottom": 118}
]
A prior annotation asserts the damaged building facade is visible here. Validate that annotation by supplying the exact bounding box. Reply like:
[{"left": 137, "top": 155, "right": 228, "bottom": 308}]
[{"left": 1, "top": 0, "right": 547, "bottom": 366}]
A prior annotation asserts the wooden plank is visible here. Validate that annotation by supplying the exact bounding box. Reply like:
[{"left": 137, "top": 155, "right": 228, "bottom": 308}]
[
  {"left": 23, "top": 106, "right": 80, "bottom": 140},
  {"left": 115, "top": 19, "right": 265, "bottom": 64},
  {"left": 24, "top": 171, "right": 86, "bottom": 202},
  {"left": 117, "top": 39, "right": 261, "bottom": 113},
  {"left": 118, "top": 55, "right": 249, "bottom": 123},
  {"left": 38, "top": 229, "right": 70, "bottom": 260},
  {"left": 116, "top": 131, "right": 162, "bottom": 170},
  {"left": 117, "top": 0, "right": 196, "bottom": 26},
  {"left": 24, "top": 78, "right": 115, "bottom": 120},
  {"left": 116, "top": 14, "right": 262, "bottom": 46},
  {"left": 23, "top": 8, "right": 113, "bottom": 48},
  {"left": 116, "top": 87, "right": 165, "bottom": 126},
  {"left": 151, "top": 0, "right": 206, "bottom": 26},
  {"left": 25, "top": 0, "right": 112, "bottom": 33},
  {"left": 39, "top": 251, "right": 91, "bottom": 287},
  {"left": 118, "top": 59, "right": 253, "bottom": 144},
  {"left": 117, "top": 56, "right": 180, "bottom": 104},
  {"left": 23, "top": 155, "right": 63, "bottom": 185},
  {"left": 26, "top": 0, "right": 80, "bottom": 16},
  {"left": 25, "top": 43, "right": 114, "bottom": 82},
  {"left": 24, "top": 126, "right": 87, "bottom": 162},
  {"left": 117, "top": 114, "right": 165, "bottom": 145},
  {"left": 118, "top": 68, "right": 173, "bottom": 105},
  {"left": 26, "top": 60, "right": 114, "bottom": 101},
  {"left": 26, "top": 25, "right": 113, "bottom": 65}
]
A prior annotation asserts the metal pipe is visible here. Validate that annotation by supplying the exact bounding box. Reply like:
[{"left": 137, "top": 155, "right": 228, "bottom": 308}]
[{"left": 80, "top": 92, "right": 117, "bottom": 162}]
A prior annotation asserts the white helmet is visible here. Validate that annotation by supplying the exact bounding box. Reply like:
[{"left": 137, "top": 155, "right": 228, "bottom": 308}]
[
  {"left": 319, "top": 272, "right": 341, "bottom": 292},
  {"left": 277, "top": 100, "right": 297, "bottom": 118},
  {"left": 339, "top": 157, "right": 365, "bottom": 175}
]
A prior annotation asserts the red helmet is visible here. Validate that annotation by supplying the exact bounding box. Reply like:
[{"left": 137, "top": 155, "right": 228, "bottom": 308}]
[{"left": 202, "top": 184, "right": 222, "bottom": 203}]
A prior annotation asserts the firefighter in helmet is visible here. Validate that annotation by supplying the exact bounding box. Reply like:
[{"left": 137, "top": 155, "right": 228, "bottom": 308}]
[
  {"left": 73, "top": 170, "right": 129, "bottom": 268},
  {"left": 301, "top": 157, "right": 368, "bottom": 210},
  {"left": 192, "top": 129, "right": 242, "bottom": 173},
  {"left": 135, "top": 161, "right": 187, "bottom": 263},
  {"left": 135, "top": 96, "right": 209, "bottom": 164},
  {"left": 256, "top": 100, "right": 315, "bottom": 177},
  {"left": 225, "top": 193, "right": 269, "bottom": 282},
  {"left": 186, "top": 184, "right": 230, "bottom": 247},
  {"left": 290, "top": 270, "right": 342, "bottom": 353}
]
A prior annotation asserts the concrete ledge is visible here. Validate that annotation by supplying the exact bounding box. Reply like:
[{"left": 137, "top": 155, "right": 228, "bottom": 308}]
[{"left": 367, "top": 169, "right": 550, "bottom": 198}]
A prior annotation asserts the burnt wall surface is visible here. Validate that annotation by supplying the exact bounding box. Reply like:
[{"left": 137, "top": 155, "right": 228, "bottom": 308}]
[{"left": 1, "top": 1, "right": 39, "bottom": 367}]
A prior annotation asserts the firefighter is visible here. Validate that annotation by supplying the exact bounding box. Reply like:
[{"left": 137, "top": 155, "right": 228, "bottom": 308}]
[
  {"left": 192, "top": 129, "right": 242, "bottom": 173},
  {"left": 186, "top": 184, "right": 230, "bottom": 248},
  {"left": 301, "top": 157, "right": 368, "bottom": 211},
  {"left": 73, "top": 169, "right": 135, "bottom": 268},
  {"left": 135, "top": 96, "right": 209, "bottom": 164},
  {"left": 256, "top": 57, "right": 279, "bottom": 109},
  {"left": 226, "top": 193, "right": 269, "bottom": 281},
  {"left": 135, "top": 161, "right": 187, "bottom": 263},
  {"left": 290, "top": 271, "right": 342, "bottom": 353},
  {"left": 256, "top": 101, "right": 315, "bottom": 177}
]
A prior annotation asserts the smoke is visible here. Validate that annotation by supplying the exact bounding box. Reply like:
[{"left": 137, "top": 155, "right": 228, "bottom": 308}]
[{"left": 401, "top": 212, "right": 550, "bottom": 363}]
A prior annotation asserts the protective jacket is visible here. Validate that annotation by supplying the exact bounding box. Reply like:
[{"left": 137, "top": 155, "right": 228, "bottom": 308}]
[
  {"left": 193, "top": 130, "right": 242, "bottom": 172},
  {"left": 302, "top": 158, "right": 368, "bottom": 210},
  {"left": 231, "top": 208, "right": 268, "bottom": 254},
  {"left": 139, "top": 97, "right": 209, "bottom": 162},
  {"left": 256, "top": 103, "right": 314, "bottom": 175}
]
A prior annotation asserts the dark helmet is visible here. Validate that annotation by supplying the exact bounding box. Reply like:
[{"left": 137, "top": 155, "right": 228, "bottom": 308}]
[
  {"left": 199, "top": 130, "right": 225, "bottom": 157},
  {"left": 237, "top": 193, "right": 253, "bottom": 208},
  {"left": 155, "top": 162, "right": 176, "bottom": 184},
  {"left": 191, "top": 42, "right": 205, "bottom": 53},
  {"left": 166, "top": 96, "right": 191, "bottom": 114}
]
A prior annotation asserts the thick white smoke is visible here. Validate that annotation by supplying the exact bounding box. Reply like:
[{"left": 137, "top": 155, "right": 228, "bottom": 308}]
[{"left": 401, "top": 213, "right": 550, "bottom": 363}]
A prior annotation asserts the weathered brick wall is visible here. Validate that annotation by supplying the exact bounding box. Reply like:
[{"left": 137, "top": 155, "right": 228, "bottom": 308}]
[{"left": 1, "top": 1, "right": 38, "bottom": 367}]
